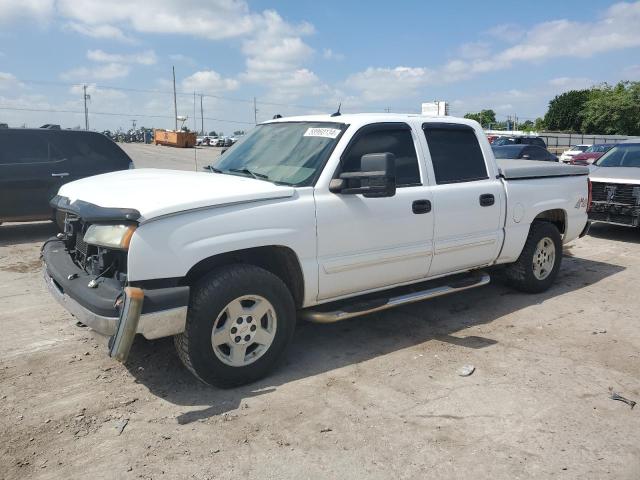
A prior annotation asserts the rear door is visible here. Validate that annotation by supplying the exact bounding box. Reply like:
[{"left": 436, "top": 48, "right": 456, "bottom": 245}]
[
  {"left": 421, "top": 123, "right": 504, "bottom": 276},
  {"left": 0, "top": 130, "right": 67, "bottom": 221}
]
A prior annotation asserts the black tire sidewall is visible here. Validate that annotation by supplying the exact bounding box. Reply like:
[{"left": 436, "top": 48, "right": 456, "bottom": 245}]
[
  {"left": 520, "top": 222, "right": 563, "bottom": 292},
  {"left": 184, "top": 265, "right": 296, "bottom": 387}
]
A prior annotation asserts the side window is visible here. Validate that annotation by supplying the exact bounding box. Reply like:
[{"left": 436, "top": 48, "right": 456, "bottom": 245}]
[
  {"left": 423, "top": 124, "right": 488, "bottom": 184},
  {"left": 341, "top": 127, "right": 421, "bottom": 187},
  {"left": 0, "top": 132, "right": 50, "bottom": 165},
  {"left": 524, "top": 146, "right": 544, "bottom": 160}
]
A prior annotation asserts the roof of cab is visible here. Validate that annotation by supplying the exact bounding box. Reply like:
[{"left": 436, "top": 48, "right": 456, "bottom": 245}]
[{"left": 263, "top": 113, "right": 480, "bottom": 129}]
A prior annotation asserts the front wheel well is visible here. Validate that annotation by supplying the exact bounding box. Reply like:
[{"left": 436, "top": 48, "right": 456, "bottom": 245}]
[
  {"left": 182, "top": 246, "right": 304, "bottom": 308},
  {"left": 533, "top": 209, "right": 566, "bottom": 235}
]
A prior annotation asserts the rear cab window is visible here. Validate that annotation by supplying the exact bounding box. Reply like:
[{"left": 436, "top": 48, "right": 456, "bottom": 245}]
[
  {"left": 422, "top": 123, "right": 489, "bottom": 184},
  {"left": 0, "top": 130, "right": 57, "bottom": 165}
]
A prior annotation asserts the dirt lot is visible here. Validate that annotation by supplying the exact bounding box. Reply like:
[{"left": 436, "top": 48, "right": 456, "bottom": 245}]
[{"left": 1, "top": 144, "right": 639, "bottom": 479}]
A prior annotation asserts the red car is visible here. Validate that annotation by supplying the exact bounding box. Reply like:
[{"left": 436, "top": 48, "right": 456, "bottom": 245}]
[{"left": 570, "top": 144, "right": 616, "bottom": 165}]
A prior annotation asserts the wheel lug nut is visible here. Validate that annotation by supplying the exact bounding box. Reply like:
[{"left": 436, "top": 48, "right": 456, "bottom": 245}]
[
  {"left": 247, "top": 316, "right": 252, "bottom": 323},
  {"left": 231, "top": 327, "right": 237, "bottom": 334},
  {"left": 244, "top": 335, "right": 251, "bottom": 342},
  {"left": 234, "top": 336, "right": 241, "bottom": 343},
  {"left": 250, "top": 325, "right": 256, "bottom": 331},
  {"left": 237, "top": 318, "right": 243, "bottom": 324}
]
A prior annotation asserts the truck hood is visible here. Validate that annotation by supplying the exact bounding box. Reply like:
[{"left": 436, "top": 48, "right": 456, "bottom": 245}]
[
  {"left": 589, "top": 166, "right": 640, "bottom": 185},
  {"left": 57, "top": 168, "right": 295, "bottom": 221}
]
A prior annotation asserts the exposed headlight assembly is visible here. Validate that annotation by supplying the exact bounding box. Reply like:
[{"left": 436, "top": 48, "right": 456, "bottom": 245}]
[{"left": 83, "top": 224, "right": 136, "bottom": 250}]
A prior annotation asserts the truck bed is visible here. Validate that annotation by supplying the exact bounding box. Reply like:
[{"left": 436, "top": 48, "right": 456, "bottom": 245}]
[{"left": 497, "top": 159, "right": 589, "bottom": 180}]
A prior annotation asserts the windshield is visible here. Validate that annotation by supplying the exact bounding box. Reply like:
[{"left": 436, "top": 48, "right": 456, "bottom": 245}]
[
  {"left": 572, "top": 145, "right": 589, "bottom": 152},
  {"left": 492, "top": 137, "right": 516, "bottom": 146},
  {"left": 595, "top": 143, "right": 640, "bottom": 168},
  {"left": 585, "top": 144, "right": 613, "bottom": 153},
  {"left": 492, "top": 145, "right": 523, "bottom": 159},
  {"left": 212, "top": 121, "right": 345, "bottom": 186}
]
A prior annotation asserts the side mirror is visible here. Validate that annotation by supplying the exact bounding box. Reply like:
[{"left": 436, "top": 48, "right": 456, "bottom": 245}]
[{"left": 329, "top": 152, "right": 396, "bottom": 198}]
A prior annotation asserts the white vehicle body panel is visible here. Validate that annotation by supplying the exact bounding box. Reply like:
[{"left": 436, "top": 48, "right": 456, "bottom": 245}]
[
  {"left": 56, "top": 113, "right": 589, "bottom": 310},
  {"left": 57, "top": 168, "right": 295, "bottom": 221},
  {"left": 560, "top": 145, "right": 591, "bottom": 163}
]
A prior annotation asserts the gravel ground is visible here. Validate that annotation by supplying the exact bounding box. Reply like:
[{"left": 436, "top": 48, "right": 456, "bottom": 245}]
[{"left": 1, "top": 143, "right": 639, "bottom": 479}]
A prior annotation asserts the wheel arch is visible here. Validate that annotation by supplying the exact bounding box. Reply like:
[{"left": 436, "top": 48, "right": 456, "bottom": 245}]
[
  {"left": 182, "top": 245, "right": 305, "bottom": 308},
  {"left": 532, "top": 208, "right": 567, "bottom": 235}
]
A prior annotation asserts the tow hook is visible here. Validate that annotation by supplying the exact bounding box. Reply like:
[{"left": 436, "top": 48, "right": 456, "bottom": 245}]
[{"left": 109, "top": 287, "right": 144, "bottom": 363}]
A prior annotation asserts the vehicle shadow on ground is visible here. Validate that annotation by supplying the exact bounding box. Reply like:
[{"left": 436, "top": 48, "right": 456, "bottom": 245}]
[
  {"left": 125, "top": 254, "right": 624, "bottom": 423},
  {"left": 587, "top": 223, "right": 640, "bottom": 244},
  {"left": 0, "top": 222, "right": 57, "bottom": 247}
]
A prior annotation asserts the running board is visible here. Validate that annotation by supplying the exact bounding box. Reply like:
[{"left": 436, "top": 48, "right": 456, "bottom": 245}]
[{"left": 300, "top": 272, "right": 490, "bottom": 324}]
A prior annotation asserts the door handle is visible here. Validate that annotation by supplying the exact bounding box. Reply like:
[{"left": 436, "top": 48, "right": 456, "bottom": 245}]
[
  {"left": 51, "top": 172, "right": 69, "bottom": 177},
  {"left": 479, "top": 194, "right": 495, "bottom": 207},
  {"left": 412, "top": 199, "right": 432, "bottom": 214}
]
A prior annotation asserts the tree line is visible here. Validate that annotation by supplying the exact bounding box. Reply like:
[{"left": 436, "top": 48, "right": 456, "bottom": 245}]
[{"left": 464, "top": 81, "right": 640, "bottom": 135}]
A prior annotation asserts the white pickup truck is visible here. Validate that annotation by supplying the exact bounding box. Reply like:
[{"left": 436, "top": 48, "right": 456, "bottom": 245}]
[{"left": 43, "top": 114, "right": 590, "bottom": 387}]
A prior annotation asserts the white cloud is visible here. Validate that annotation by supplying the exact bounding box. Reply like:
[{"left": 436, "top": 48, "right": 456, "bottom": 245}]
[
  {"left": 548, "top": 77, "right": 595, "bottom": 89},
  {"left": 169, "top": 53, "right": 196, "bottom": 66},
  {"left": 87, "top": 49, "right": 157, "bottom": 65},
  {"left": 484, "top": 23, "right": 524, "bottom": 43},
  {"left": 65, "top": 22, "right": 136, "bottom": 42},
  {"left": 347, "top": 2, "right": 640, "bottom": 102},
  {"left": 0, "top": 0, "right": 54, "bottom": 24},
  {"left": 0, "top": 72, "right": 24, "bottom": 89},
  {"left": 346, "top": 67, "right": 432, "bottom": 102},
  {"left": 457, "top": 41, "right": 491, "bottom": 59},
  {"left": 60, "top": 63, "right": 131, "bottom": 81},
  {"left": 182, "top": 70, "right": 239, "bottom": 93},
  {"left": 323, "top": 48, "right": 345, "bottom": 61}
]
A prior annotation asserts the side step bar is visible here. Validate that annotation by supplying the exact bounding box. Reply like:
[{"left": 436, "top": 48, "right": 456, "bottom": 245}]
[{"left": 300, "top": 271, "right": 490, "bottom": 324}]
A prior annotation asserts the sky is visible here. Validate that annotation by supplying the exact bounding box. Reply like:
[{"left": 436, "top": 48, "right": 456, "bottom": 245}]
[{"left": 1, "top": 0, "right": 640, "bottom": 134}]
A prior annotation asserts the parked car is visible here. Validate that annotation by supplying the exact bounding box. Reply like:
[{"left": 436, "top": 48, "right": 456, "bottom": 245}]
[
  {"left": 0, "top": 129, "right": 133, "bottom": 225},
  {"left": 588, "top": 140, "right": 640, "bottom": 227},
  {"left": 559, "top": 144, "right": 591, "bottom": 163},
  {"left": 492, "top": 136, "right": 547, "bottom": 148},
  {"left": 492, "top": 145, "right": 558, "bottom": 162},
  {"left": 570, "top": 144, "right": 616, "bottom": 165},
  {"left": 43, "top": 114, "right": 589, "bottom": 387}
]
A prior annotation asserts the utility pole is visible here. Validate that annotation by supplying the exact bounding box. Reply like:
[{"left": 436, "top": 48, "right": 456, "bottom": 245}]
[
  {"left": 172, "top": 66, "right": 178, "bottom": 131},
  {"left": 83, "top": 84, "right": 90, "bottom": 131},
  {"left": 200, "top": 94, "right": 204, "bottom": 135},
  {"left": 253, "top": 96, "right": 258, "bottom": 124},
  {"left": 193, "top": 92, "right": 196, "bottom": 132}
]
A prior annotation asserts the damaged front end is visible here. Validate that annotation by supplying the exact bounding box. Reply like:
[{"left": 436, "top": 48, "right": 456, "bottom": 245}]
[{"left": 43, "top": 196, "right": 189, "bottom": 362}]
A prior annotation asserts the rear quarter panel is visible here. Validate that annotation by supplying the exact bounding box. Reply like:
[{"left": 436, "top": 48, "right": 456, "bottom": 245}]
[{"left": 496, "top": 175, "right": 589, "bottom": 264}]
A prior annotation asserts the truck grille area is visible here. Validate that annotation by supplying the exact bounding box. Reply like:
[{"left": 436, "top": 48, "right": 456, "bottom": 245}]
[{"left": 589, "top": 182, "right": 640, "bottom": 226}]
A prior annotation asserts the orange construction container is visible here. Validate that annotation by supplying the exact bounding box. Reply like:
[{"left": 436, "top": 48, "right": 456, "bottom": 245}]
[{"left": 153, "top": 129, "right": 197, "bottom": 148}]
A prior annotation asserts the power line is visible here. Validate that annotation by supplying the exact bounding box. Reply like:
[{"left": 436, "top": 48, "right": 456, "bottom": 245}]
[{"left": 0, "top": 105, "right": 255, "bottom": 124}]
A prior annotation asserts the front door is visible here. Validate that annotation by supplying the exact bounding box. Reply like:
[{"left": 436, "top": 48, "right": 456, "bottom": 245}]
[{"left": 314, "top": 123, "right": 435, "bottom": 300}]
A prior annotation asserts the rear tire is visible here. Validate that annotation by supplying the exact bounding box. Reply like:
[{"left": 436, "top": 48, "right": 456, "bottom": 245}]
[
  {"left": 504, "top": 221, "right": 562, "bottom": 293},
  {"left": 175, "top": 264, "right": 296, "bottom": 388}
]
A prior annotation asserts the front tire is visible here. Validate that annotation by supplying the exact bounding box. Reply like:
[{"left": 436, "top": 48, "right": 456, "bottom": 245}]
[
  {"left": 175, "top": 264, "right": 296, "bottom": 388},
  {"left": 504, "top": 221, "right": 562, "bottom": 293}
]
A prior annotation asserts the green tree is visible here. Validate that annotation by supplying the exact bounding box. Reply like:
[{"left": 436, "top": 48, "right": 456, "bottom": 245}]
[
  {"left": 519, "top": 120, "right": 535, "bottom": 131},
  {"left": 543, "top": 89, "right": 590, "bottom": 132},
  {"left": 581, "top": 81, "right": 640, "bottom": 135},
  {"left": 233, "top": 130, "right": 245, "bottom": 136},
  {"left": 534, "top": 117, "right": 546, "bottom": 131},
  {"left": 464, "top": 109, "right": 497, "bottom": 128},
  {"left": 208, "top": 130, "right": 218, "bottom": 136}
]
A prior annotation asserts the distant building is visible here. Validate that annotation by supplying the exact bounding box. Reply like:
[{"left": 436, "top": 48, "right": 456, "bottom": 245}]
[{"left": 421, "top": 101, "right": 449, "bottom": 116}]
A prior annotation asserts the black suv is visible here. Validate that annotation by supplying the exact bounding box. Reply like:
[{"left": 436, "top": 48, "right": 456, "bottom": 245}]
[
  {"left": 0, "top": 129, "right": 133, "bottom": 225},
  {"left": 492, "top": 136, "right": 547, "bottom": 148}
]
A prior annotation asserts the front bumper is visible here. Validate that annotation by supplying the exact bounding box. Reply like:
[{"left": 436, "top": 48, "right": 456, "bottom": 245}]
[{"left": 42, "top": 239, "right": 189, "bottom": 340}]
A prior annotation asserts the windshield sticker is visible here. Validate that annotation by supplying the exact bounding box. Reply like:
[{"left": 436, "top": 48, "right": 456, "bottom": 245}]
[{"left": 303, "top": 127, "right": 341, "bottom": 139}]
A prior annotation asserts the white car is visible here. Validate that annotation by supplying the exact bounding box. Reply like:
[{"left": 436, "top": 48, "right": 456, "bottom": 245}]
[
  {"left": 559, "top": 144, "right": 591, "bottom": 163},
  {"left": 43, "top": 114, "right": 590, "bottom": 387}
]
